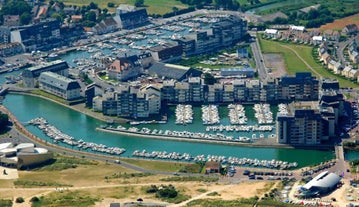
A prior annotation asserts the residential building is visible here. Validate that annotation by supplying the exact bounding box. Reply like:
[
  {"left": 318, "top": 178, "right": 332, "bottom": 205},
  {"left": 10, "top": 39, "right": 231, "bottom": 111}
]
[
  {"left": 85, "top": 83, "right": 102, "bottom": 108},
  {"left": 188, "top": 77, "right": 203, "bottom": 103},
  {"left": 277, "top": 72, "right": 319, "bottom": 101},
  {"left": 175, "top": 82, "right": 190, "bottom": 103},
  {"left": 264, "top": 29, "right": 278, "bottom": 39},
  {"left": 108, "top": 55, "right": 143, "bottom": 81},
  {"left": 206, "top": 83, "right": 223, "bottom": 103},
  {"left": 114, "top": 4, "right": 149, "bottom": 29},
  {"left": 232, "top": 79, "right": 246, "bottom": 102},
  {"left": 320, "top": 78, "right": 339, "bottom": 91},
  {"left": 140, "top": 85, "right": 161, "bottom": 115},
  {"left": 10, "top": 19, "right": 61, "bottom": 52},
  {"left": 342, "top": 24, "right": 358, "bottom": 35},
  {"left": 22, "top": 60, "right": 69, "bottom": 88},
  {"left": 276, "top": 101, "right": 328, "bottom": 145},
  {"left": 0, "top": 42, "right": 23, "bottom": 57},
  {"left": 175, "top": 15, "right": 247, "bottom": 57},
  {"left": 175, "top": 37, "right": 196, "bottom": 57},
  {"left": 237, "top": 47, "right": 249, "bottom": 58},
  {"left": 0, "top": 26, "right": 11, "bottom": 43},
  {"left": 102, "top": 92, "right": 118, "bottom": 116},
  {"left": 38, "top": 72, "right": 81, "bottom": 100},
  {"left": 148, "top": 42, "right": 182, "bottom": 62},
  {"left": 92, "top": 17, "right": 118, "bottom": 35},
  {"left": 161, "top": 79, "right": 176, "bottom": 103},
  {"left": 327, "top": 60, "right": 342, "bottom": 74}
]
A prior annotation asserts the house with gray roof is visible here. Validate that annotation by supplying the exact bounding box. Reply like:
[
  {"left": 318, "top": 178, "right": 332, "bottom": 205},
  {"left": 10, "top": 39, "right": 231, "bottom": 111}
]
[{"left": 38, "top": 71, "right": 81, "bottom": 100}]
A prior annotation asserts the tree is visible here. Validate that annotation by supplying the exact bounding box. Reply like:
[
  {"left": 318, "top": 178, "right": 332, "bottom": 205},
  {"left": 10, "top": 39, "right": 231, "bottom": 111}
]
[
  {"left": 84, "top": 11, "right": 96, "bottom": 22},
  {"left": 172, "top": 7, "right": 178, "bottom": 15},
  {"left": 203, "top": 73, "right": 216, "bottom": 85},
  {"left": 20, "top": 12, "right": 31, "bottom": 25},
  {"left": 1, "top": 0, "right": 32, "bottom": 16},
  {"left": 135, "top": 0, "right": 144, "bottom": 7},
  {"left": 107, "top": 2, "right": 115, "bottom": 8},
  {"left": 0, "top": 112, "right": 9, "bottom": 131}
]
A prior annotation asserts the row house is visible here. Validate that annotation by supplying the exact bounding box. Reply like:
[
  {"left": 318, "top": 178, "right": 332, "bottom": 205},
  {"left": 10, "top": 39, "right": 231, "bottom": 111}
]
[
  {"left": 264, "top": 29, "right": 279, "bottom": 39},
  {"left": 312, "top": 36, "right": 323, "bottom": 46},
  {"left": 343, "top": 65, "right": 359, "bottom": 80},
  {"left": 342, "top": 24, "right": 358, "bottom": 35},
  {"left": 348, "top": 40, "right": 359, "bottom": 64},
  {"left": 327, "top": 60, "right": 342, "bottom": 74},
  {"left": 323, "top": 29, "right": 340, "bottom": 42},
  {"left": 293, "top": 33, "right": 311, "bottom": 44}
]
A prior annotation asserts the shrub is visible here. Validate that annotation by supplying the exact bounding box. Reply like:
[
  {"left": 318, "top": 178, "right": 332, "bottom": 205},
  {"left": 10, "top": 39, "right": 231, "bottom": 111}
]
[
  {"left": 30, "top": 196, "right": 40, "bottom": 202},
  {"left": 15, "top": 197, "right": 24, "bottom": 203}
]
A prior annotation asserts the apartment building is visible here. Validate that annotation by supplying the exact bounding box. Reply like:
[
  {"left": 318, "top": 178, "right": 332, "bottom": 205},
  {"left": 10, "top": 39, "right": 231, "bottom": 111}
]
[
  {"left": 22, "top": 60, "right": 69, "bottom": 88},
  {"left": 276, "top": 101, "right": 333, "bottom": 145},
  {"left": 38, "top": 72, "right": 81, "bottom": 100}
]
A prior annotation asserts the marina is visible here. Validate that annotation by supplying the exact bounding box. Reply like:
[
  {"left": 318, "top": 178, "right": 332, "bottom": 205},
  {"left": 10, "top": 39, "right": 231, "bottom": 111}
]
[
  {"left": 175, "top": 104, "right": 193, "bottom": 125},
  {"left": 202, "top": 105, "right": 220, "bottom": 125},
  {"left": 132, "top": 150, "right": 299, "bottom": 170},
  {"left": 2, "top": 93, "right": 336, "bottom": 168},
  {"left": 27, "top": 117, "right": 126, "bottom": 156},
  {"left": 254, "top": 104, "right": 274, "bottom": 125},
  {"left": 228, "top": 104, "right": 247, "bottom": 125}
]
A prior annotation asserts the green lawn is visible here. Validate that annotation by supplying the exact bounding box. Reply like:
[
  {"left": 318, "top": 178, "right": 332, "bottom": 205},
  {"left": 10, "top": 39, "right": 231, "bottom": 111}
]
[
  {"left": 59, "top": 0, "right": 188, "bottom": 15},
  {"left": 258, "top": 36, "right": 358, "bottom": 88},
  {"left": 122, "top": 159, "right": 201, "bottom": 173}
]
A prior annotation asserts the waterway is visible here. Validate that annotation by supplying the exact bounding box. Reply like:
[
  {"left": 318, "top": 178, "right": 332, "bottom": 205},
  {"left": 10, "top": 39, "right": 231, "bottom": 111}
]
[{"left": 2, "top": 93, "right": 335, "bottom": 167}]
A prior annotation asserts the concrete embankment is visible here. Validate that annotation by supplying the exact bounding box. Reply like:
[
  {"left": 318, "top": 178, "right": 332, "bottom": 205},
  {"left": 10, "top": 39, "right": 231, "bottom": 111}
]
[{"left": 97, "top": 127, "right": 296, "bottom": 149}]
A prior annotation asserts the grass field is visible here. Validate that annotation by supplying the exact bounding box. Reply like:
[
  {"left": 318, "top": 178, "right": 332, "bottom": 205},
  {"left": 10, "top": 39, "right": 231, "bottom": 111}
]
[
  {"left": 123, "top": 158, "right": 203, "bottom": 173},
  {"left": 59, "top": 0, "right": 188, "bottom": 15},
  {"left": 258, "top": 36, "right": 358, "bottom": 88}
]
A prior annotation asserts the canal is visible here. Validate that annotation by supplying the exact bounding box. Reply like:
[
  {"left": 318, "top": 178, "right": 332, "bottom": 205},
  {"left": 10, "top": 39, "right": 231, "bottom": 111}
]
[{"left": 2, "top": 93, "right": 335, "bottom": 167}]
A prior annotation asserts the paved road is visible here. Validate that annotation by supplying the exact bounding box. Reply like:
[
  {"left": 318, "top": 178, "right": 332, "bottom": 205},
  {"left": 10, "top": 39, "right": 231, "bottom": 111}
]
[
  {"left": 0, "top": 105, "right": 215, "bottom": 179},
  {"left": 250, "top": 34, "right": 267, "bottom": 81},
  {"left": 336, "top": 35, "right": 358, "bottom": 64}
]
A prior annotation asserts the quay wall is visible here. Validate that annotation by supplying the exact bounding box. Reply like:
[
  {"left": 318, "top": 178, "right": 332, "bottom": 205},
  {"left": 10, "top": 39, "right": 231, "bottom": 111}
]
[{"left": 97, "top": 127, "right": 334, "bottom": 150}]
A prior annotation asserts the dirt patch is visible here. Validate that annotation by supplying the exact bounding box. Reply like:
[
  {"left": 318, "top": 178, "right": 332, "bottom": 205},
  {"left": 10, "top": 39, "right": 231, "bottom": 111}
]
[
  {"left": 263, "top": 53, "right": 287, "bottom": 78},
  {"left": 0, "top": 167, "right": 18, "bottom": 180},
  {"left": 320, "top": 13, "right": 359, "bottom": 31}
]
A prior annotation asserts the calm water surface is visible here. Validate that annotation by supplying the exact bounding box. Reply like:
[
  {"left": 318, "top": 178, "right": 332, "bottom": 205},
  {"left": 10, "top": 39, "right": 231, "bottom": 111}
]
[{"left": 3, "top": 93, "right": 335, "bottom": 167}]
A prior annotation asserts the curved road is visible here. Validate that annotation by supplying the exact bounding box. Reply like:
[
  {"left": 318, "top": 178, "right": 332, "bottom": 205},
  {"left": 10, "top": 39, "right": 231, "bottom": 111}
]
[{"left": 0, "top": 105, "right": 206, "bottom": 177}]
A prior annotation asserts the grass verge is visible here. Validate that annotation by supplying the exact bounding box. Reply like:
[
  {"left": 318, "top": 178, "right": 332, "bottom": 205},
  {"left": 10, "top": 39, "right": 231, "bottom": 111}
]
[{"left": 258, "top": 36, "right": 358, "bottom": 88}]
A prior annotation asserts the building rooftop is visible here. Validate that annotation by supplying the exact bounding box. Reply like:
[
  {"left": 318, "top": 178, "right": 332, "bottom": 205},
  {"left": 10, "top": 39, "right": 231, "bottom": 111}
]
[
  {"left": 39, "top": 71, "right": 80, "bottom": 91},
  {"left": 303, "top": 171, "right": 341, "bottom": 190}
]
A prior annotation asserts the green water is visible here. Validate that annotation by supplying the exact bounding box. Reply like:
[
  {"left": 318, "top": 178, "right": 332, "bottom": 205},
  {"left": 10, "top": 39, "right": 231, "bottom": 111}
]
[{"left": 2, "top": 94, "right": 335, "bottom": 167}]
